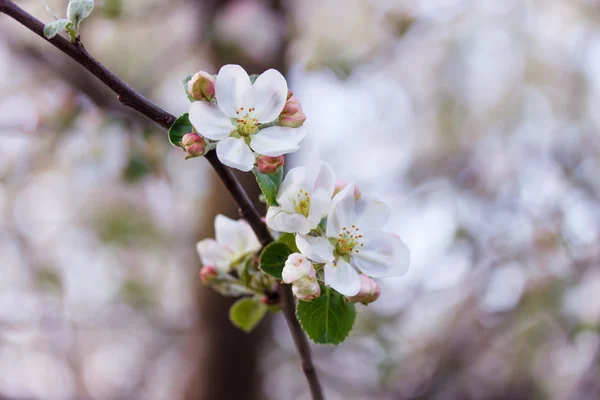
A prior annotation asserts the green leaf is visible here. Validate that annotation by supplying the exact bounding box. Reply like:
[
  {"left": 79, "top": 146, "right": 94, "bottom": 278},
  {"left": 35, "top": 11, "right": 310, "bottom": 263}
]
[
  {"left": 229, "top": 298, "right": 267, "bottom": 333},
  {"left": 253, "top": 166, "right": 283, "bottom": 206},
  {"left": 46, "top": 5, "right": 60, "bottom": 20},
  {"left": 182, "top": 75, "right": 194, "bottom": 102},
  {"left": 259, "top": 242, "right": 292, "bottom": 279},
  {"left": 67, "top": 0, "right": 95, "bottom": 25},
  {"left": 43, "top": 19, "right": 71, "bottom": 39},
  {"left": 296, "top": 286, "right": 356, "bottom": 345},
  {"left": 278, "top": 232, "right": 299, "bottom": 253},
  {"left": 168, "top": 113, "right": 192, "bottom": 149}
]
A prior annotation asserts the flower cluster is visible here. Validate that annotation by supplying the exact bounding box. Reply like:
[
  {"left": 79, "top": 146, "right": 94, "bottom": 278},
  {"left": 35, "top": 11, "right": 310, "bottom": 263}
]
[
  {"left": 186, "top": 65, "right": 307, "bottom": 172},
  {"left": 267, "top": 161, "right": 410, "bottom": 301}
]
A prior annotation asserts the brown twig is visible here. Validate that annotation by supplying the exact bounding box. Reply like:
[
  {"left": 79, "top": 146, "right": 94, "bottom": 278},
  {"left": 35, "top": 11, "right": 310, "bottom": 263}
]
[{"left": 0, "top": 1, "right": 324, "bottom": 399}]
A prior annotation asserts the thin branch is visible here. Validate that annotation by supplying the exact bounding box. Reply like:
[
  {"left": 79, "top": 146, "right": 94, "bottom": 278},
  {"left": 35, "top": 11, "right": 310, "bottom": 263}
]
[{"left": 0, "top": 1, "right": 324, "bottom": 399}]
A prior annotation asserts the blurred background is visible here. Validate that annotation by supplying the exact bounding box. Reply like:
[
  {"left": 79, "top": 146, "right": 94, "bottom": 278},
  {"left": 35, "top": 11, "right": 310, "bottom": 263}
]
[{"left": 2, "top": 0, "right": 600, "bottom": 399}]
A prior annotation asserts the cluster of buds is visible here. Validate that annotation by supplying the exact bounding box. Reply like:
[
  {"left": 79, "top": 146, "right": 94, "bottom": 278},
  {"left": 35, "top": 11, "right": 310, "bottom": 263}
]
[
  {"left": 182, "top": 133, "right": 207, "bottom": 159},
  {"left": 279, "top": 90, "right": 307, "bottom": 128},
  {"left": 282, "top": 253, "right": 320, "bottom": 302},
  {"left": 257, "top": 155, "right": 285, "bottom": 174}
]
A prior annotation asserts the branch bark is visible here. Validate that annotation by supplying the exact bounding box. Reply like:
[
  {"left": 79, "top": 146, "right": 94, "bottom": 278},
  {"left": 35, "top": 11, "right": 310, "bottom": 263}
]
[{"left": 0, "top": 1, "right": 324, "bottom": 399}]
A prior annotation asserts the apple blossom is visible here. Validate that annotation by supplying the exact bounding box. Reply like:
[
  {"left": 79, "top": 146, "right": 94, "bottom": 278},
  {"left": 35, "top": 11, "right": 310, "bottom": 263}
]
[
  {"left": 188, "top": 65, "right": 306, "bottom": 172},
  {"left": 282, "top": 253, "right": 316, "bottom": 284},
  {"left": 188, "top": 71, "right": 215, "bottom": 101},
  {"left": 295, "top": 183, "right": 410, "bottom": 296},
  {"left": 182, "top": 132, "right": 206, "bottom": 158},
  {"left": 333, "top": 180, "right": 361, "bottom": 199},
  {"left": 291, "top": 276, "right": 321, "bottom": 302},
  {"left": 347, "top": 274, "right": 381, "bottom": 304},
  {"left": 196, "top": 214, "right": 262, "bottom": 272},
  {"left": 266, "top": 161, "right": 336, "bottom": 235},
  {"left": 257, "top": 155, "right": 284, "bottom": 174}
]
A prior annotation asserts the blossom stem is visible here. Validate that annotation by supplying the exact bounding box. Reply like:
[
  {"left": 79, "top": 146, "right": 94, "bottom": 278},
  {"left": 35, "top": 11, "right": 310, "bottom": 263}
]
[{"left": 0, "top": 1, "right": 325, "bottom": 398}]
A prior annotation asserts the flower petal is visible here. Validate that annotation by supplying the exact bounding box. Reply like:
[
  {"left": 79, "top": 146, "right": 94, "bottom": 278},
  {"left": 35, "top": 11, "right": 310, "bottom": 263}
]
[
  {"left": 251, "top": 69, "right": 288, "bottom": 122},
  {"left": 215, "top": 214, "right": 261, "bottom": 256},
  {"left": 352, "top": 231, "right": 410, "bottom": 277},
  {"left": 324, "top": 259, "right": 361, "bottom": 296},
  {"left": 355, "top": 197, "right": 391, "bottom": 232},
  {"left": 265, "top": 206, "right": 312, "bottom": 234},
  {"left": 296, "top": 234, "right": 335, "bottom": 263},
  {"left": 250, "top": 126, "right": 307, "bottom": 157},
  {"left": 188, "top": 101, "right": 233, "bottom": 140},
  {"left": 276, "top": 167, "right": 308, "bottom": 212},
  {"left": 326, "top": 183, "right": 357, "bottom": 238},
  {"left": 306, "top": 161, "right": 336, "bottom": 197},
  {"left": 215, "top": 64, "right": 252, "bottom": 117},
  {"left": 216, "top": 137, "right": 255, "bottom": 172},
  {"left": 196, "top": 239, "right": 234, "bottom": 271},
  {"left": 307, "top": 188, "right": 333, "bottom": 226}
]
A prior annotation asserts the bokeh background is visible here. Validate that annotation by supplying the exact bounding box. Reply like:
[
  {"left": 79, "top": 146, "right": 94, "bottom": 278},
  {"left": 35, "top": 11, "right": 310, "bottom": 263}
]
[{"left": 2, "top": 0, "right": 600, "bottom": 399}]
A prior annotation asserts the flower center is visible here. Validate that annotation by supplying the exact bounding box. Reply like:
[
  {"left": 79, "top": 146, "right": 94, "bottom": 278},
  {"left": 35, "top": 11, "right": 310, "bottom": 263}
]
[
  {"left": 335, "top": 225, "right": 363, "bottom": 255},
  {"left": 294, "top": 189, "right": 311, "bottom": 217},
  {"left": 234, "top": 107, "right": 259, "bottom": 137}
]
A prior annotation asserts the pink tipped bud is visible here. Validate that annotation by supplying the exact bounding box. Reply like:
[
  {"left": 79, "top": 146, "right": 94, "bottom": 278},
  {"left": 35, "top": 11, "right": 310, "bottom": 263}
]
[
  {"left": 347, "top": 275, "right": 381, "bottom": 304},
  {"left": 200, "top": 265, "right": 218, "bottom": 283},
  {"left": 332, "top": 180, "right": 362, "bottom": 199},
  {"left": 188, "top": 71, "right": 215, "bottom": 101},
  {"left": 279, "top": 94, "right": 306, "bottom": 128},
  {"left": 182, "top": 133, "right": 206, "bottom": 159},
  {"left": 257, "top": 155, "right": 285, "bottom": 174},
  {"left": 282, "top": 253, "right": 316, "bottom": 284},
  {"left": 292, "top": 276, "right": 321, "bottom": 302}
]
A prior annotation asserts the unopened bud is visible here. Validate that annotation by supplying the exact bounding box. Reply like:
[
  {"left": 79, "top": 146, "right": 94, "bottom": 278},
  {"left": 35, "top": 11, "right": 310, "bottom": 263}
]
[
  {"left": 332, "top": 180, "right": 361, "bottom": 199},
  {"left": 347, "top": 274, "right": 381, "bottom": 304},
  {"left": 292, "top": 276, "right": 321, "bottom": 302},
  {"left": 188, "top": 71, "right": 215, "bottom": 101},
  {"left": 282, "top": 253, "right": 315, "bottom": 284},
  {"left": 182, "top": 133, "right": 206, "bottom": 159},
  {"left": 279, "top": 93, "right": 306, "bottom": 128},
  {"left": 257, "top": 155, "right": 284, "bottom": 174},
  {"left": 200, "top": 265, "right": 218, "bottom": 283}
]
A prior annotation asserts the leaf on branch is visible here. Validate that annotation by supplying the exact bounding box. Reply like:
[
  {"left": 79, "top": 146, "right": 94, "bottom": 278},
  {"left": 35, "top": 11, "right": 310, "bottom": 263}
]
[
  {"left": 43, "top": 19, "right": 71, "bottom": 39},
  {"left": 253, "top": 166, "right": 283, "bottom": 207},
  {"left": 277, "top": 232, "right": 300, "bottom": 253},
  {"left": 296, "top": 286, "right": 356, "bottom": 345},
  {"left": 181, "top": 75, "right": 194, "bottom": 102},
  {"left": 168, "top": 113, "right": 193, "bottom": 149},
  {"left": 259, "top": 242, "right": 293, "bottom": 279},
  {"left": 229, "top": 297, "right": 267, "bottom": 333},
  {"left": 67, "top": 0, "right": 95, "bottom": 26}
]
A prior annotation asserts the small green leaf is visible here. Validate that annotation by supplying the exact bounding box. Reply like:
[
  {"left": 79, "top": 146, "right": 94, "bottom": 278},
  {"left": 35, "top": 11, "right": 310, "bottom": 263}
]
[
  {"left": 229, "top": 298, "right": 267, "bottom": 333},
  {"left": 259, "top": 242, "right": 292, "bottom": 279},
  {"left": 277, "top": 233, "right": 300, "bottom": 253},
  {"left": 46, "top": 5, "right": 60, "bottom": 20},
  {"left": 296, "top": 286, "right": 356, "bottom": 345},
  {"left": 182, "top": 75, "right": 194, "bottom": 102},
  {"left": 168, "top": 113, "right": 192, "bottom": 149},
  {"left": 67, "top": 0, "right": 95, "bottom": 25},
  {"left": 43, "top": 19, "right": 71, "bottom": 39},
  {"left": 253, "top": 166, "right": 283, "bottom": 206}
]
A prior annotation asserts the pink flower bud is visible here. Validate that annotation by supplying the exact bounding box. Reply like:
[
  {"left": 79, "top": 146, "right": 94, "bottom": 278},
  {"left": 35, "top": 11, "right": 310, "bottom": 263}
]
[
  {"left": 188, "top": 71, "right": 215, "bottom": 101},
  {"left": 257, "top": 155, "right": 285, "bottom": 174},
  {"left": 200, "top": 265, "right": 218, "bottom": 283},
  {"left": 279, "top": 94, "right": 306, "bottom": 128},
  {"left": 292, "top": 276, "right": 321, "bottom": 302},
  {"left": 182, "top": 133, "right": 206, "bottom": 159},
  {"left": 332, "top": 180, "right": 362, "bottom": 199},
  {"left": 282, "top": 253, "right": 315, "bottom": 283},
  {"left": 347, "top": 275, "right": 381, "bottom": 304}
]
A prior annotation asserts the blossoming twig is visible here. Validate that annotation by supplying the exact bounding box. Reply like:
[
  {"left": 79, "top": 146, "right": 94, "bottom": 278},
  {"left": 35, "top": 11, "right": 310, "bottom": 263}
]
[{"left": 0, "top": 1, "right": 324, "bottom": 398}]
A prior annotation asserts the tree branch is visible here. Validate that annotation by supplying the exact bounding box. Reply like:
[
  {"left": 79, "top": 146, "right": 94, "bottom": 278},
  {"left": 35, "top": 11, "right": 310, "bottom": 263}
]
[{"left": 0, "top": 1, "right": 324, "bottom": 399}]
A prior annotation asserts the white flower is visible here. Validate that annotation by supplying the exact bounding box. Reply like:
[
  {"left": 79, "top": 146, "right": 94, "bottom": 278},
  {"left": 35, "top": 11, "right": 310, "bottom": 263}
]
[
  {"left": 282, "top": 253, "right": 316, "bottom": 283},
  {"left": 295, "top": 183, "right": 410, "bottom": 296},
  {"left": 292, "top": 276, "right": 321, "bottom": 302},
  {"left": 196, "top": 214, "right": 261, "bottom": 272},
  {"left": 188, "top": 65, "right": 307, "bottom": 172},
  {"left": 265, "top": 161, "right": 336, "bottom": 235}
]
